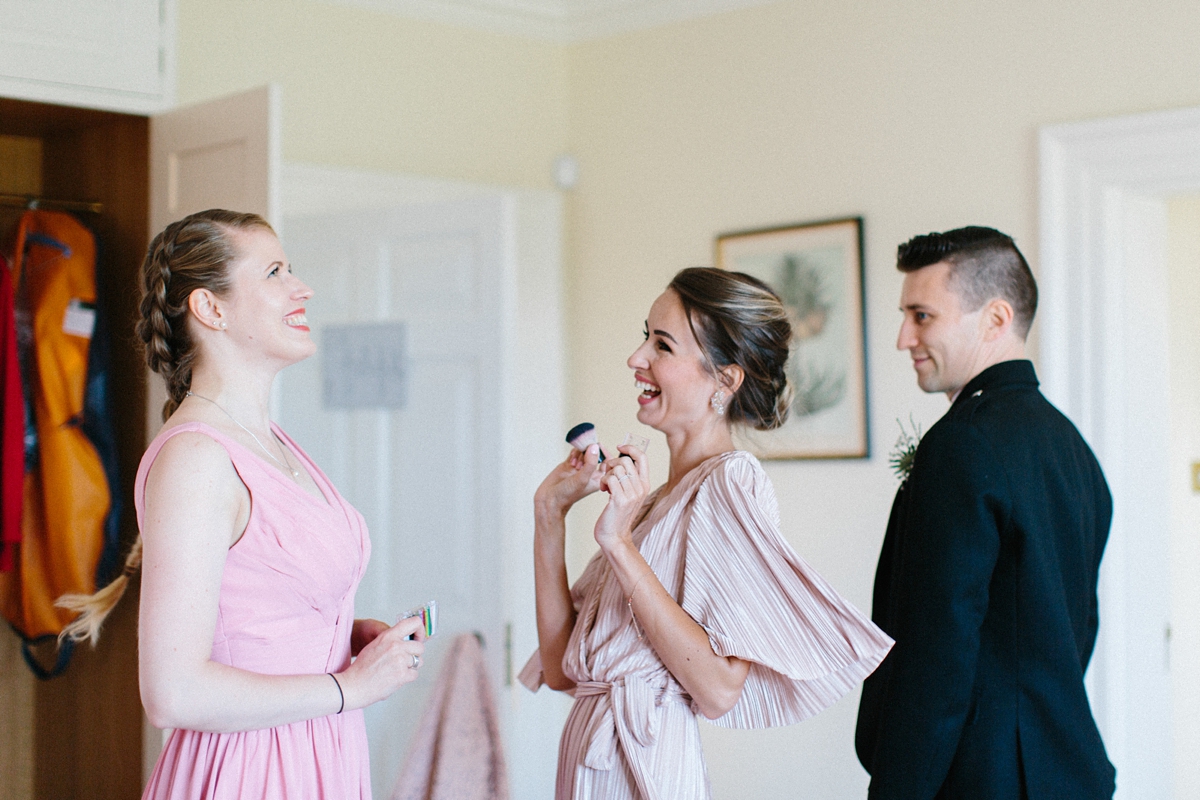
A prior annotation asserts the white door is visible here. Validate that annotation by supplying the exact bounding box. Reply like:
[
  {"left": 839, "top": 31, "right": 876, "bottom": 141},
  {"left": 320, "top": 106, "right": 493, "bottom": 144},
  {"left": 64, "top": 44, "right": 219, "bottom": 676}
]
[
  {"left": 149, "top": 84, "right": 279, "bottom": 232},
  {"left": 277, "top": 199, "right": 509, "bottom": 797},
  {"left": 145, "top": 84, "right": 279, "bottom": 781},
  {"left": 147, "top": 84, "right": 280, "bottom": 439}
]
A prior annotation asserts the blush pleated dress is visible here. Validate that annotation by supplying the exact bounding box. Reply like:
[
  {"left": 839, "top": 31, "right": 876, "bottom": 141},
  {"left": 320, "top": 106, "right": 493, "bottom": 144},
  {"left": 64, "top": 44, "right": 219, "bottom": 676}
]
[
  {"left": 137, "top": 421, "right": 373, "bottom": 800},
  {"left": 520, "top": 451, "right": 894, "bottom": 800}
]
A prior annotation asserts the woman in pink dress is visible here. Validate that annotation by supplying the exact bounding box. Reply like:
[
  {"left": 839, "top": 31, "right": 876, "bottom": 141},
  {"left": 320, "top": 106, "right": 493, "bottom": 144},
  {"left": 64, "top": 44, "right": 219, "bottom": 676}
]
[
  {"left": 521, "top": 268, "right": 894, "bottom": 799},
  {"left": 57, "top": 210, "right": 424, "bottom": 798}
]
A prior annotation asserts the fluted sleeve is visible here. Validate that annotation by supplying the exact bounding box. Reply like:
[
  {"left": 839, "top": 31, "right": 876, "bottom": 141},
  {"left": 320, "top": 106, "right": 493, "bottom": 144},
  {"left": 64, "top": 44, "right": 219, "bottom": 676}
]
[{"left": 679, "top": 452, "right": 893, "bottom": 729}]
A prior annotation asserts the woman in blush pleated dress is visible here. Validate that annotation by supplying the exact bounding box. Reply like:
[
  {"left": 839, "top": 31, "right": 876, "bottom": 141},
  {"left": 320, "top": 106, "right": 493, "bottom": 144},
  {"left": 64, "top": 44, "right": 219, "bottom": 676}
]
[
  {"left": 55, "top": 210, "right": 424, "bottom": 799},
  {"left": 520, "top": 267, "right": 895, "bottom": 800}
]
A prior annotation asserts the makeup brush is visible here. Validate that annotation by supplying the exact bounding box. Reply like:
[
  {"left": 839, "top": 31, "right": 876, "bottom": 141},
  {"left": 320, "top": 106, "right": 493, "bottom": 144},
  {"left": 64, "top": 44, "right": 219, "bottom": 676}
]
[{"left": 565, "top": 422, "right": 605, "bottom": 462}]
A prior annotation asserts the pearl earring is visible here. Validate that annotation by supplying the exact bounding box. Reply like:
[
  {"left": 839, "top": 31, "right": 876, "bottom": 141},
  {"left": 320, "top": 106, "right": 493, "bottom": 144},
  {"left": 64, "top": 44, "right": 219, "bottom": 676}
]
[
  {"left": 218, "top": 321, "right": 227, "bottom": 329},
  {"left": 711, "top": 391, "right": 725, "bottom": 415}
]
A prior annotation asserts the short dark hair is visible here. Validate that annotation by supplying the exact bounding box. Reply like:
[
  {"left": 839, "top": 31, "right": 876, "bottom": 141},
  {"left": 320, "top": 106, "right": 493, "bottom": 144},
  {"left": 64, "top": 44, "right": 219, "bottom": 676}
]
[
  {"left": 668, "top": 267, "right": 793, "bottom": 431},
  {"left": 897, "top": 226, "right": 1038, "bottom": 338}
]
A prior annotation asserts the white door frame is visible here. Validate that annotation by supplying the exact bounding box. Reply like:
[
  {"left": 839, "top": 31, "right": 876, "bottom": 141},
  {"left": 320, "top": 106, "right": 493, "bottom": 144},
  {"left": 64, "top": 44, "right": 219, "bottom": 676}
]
[{"left": 1039, "top": 106, "right": 1200, "bottom": 799}]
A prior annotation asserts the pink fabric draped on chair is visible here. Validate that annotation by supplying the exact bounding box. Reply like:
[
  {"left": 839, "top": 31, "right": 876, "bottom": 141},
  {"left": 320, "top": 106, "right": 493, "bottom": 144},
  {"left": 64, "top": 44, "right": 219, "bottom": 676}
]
[{"left": 392, "top": 632, "right": 510, "bottom": 800}]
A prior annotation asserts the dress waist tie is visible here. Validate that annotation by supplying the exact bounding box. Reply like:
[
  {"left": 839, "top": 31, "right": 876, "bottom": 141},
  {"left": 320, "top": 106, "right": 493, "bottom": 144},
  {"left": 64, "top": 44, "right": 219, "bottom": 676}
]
[{"left": 572, "top": 676, "right": 690, "bottom": 774}]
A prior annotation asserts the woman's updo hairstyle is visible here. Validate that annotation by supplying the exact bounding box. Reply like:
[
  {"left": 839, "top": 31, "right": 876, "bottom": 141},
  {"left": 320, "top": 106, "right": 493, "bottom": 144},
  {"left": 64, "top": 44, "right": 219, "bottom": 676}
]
[
  {"left": 56, "top": 210, "right": 274, "bottom": 646},
  {"left": 668, "top": 267, "right": 794, "bottom": 431},
  {"left": 137, "top": 209, "right": 274, "bottom": 421}
]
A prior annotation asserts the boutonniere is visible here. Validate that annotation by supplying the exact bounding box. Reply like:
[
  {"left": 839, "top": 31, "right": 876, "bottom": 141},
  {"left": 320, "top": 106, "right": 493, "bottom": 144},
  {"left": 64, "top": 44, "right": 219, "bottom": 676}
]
[{"left": 889, "top": 416, "right": 923, "bottom": 483}]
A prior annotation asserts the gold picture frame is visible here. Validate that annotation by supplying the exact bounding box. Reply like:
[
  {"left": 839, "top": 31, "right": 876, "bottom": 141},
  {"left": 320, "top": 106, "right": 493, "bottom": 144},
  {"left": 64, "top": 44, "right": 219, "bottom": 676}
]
[{"left": 715, "top": 216, "right": 869, "bottom": 459}]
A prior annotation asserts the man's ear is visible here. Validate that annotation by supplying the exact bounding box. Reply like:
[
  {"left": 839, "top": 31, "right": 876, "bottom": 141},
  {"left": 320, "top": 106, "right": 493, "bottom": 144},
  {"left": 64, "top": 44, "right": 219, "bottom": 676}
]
[
  {"left": 188, "top": 287, "right": 226, "bottom": 331},
  {"left": 718, "top": 363, "right": 745, "bottom": 395},
  {"left": 981, "top": 298, "right": 1015, "bottom": 342}
]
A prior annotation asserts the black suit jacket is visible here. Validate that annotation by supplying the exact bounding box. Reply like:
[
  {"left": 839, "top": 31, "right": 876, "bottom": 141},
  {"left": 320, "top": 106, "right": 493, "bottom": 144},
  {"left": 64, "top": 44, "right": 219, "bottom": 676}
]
[{"left": 855, "top": 360, "right": 1115, "bottom": 799}]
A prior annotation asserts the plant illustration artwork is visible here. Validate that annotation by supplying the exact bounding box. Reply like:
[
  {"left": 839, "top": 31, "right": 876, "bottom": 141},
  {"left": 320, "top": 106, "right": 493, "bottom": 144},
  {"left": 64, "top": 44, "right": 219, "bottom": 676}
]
[{"left": 716, "top": 217, "right": 868, "bottom": 459}]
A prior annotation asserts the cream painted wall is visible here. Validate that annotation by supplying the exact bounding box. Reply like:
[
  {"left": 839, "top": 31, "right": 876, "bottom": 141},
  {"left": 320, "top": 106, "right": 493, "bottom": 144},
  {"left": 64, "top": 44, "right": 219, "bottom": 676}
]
[
  {"left": 177, "top": 0, "right": 568, "bottom": 189},
  {"left": 562, "top": 2, "right": 1200, "bottom": 797},
  {"left": 1167, "top": 196, "right": 1200, "bottom": 800},
  {"left": 172, "top": 0, "right": 1200, "bottom": 797}
]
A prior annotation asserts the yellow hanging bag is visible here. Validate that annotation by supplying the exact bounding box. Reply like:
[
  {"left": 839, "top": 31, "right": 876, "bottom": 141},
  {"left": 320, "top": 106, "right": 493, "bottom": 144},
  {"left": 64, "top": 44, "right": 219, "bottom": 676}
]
[{"left": 0, "top": 210, "right": 111, "bottom": 675}]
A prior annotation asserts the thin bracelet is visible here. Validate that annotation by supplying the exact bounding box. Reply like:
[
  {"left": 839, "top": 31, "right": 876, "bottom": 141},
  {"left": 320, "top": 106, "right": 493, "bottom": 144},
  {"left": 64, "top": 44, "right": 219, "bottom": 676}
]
[{"left": 328, "top": 672, "right": 344, "bottom": 714}]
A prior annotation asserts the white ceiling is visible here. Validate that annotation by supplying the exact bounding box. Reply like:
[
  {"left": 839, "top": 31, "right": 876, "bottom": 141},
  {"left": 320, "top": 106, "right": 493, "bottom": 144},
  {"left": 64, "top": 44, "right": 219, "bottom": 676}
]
[{"left": 324, "top": 0, "right": 779, "bottom": 42}]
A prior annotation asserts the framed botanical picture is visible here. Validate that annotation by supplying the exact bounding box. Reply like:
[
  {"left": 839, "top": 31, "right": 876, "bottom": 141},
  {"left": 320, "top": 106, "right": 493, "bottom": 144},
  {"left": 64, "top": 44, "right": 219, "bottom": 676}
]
[{"left": 715, "top": 216, "right": 869, "bottom": 459}]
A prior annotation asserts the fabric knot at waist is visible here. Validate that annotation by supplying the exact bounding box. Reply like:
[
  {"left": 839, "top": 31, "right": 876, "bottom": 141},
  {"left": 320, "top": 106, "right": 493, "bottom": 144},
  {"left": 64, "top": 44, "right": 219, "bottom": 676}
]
[{"left": 572, "top": 675, "right": 690, "bottom": 771}]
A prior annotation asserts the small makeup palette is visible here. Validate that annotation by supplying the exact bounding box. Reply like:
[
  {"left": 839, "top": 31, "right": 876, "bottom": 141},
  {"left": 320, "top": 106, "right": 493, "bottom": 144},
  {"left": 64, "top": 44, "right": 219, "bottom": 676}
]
[{"left": 401, "top": 600, "right": 438, "bottom": 638}]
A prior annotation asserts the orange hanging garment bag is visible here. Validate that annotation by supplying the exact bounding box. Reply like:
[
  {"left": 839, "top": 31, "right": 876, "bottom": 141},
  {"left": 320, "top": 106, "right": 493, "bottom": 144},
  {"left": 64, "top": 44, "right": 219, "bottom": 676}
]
[{"left": 0, "top": 210, "right": 113, "bottom": 677}]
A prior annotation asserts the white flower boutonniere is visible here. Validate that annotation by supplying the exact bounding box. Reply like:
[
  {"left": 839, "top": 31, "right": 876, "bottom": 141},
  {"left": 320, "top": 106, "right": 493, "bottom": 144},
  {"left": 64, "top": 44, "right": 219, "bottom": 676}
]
[{"left": 889, "top": 416, "right": 924, "bottom": 484}]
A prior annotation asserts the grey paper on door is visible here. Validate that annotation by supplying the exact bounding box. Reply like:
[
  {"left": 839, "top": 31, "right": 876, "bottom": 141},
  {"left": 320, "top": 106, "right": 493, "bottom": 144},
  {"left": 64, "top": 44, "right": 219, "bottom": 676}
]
[{"left": 321, "top": 323, "right": 408, "bottom": 409}]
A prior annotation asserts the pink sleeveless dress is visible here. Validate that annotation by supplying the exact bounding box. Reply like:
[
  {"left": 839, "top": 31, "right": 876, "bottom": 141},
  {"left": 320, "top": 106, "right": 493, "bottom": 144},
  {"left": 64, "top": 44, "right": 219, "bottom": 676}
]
[{"left": 138, "top": 421, "right": 373, "bottom": 800}]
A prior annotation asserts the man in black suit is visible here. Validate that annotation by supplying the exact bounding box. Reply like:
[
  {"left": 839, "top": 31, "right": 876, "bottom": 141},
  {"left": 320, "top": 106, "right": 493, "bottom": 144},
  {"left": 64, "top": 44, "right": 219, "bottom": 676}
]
[{"left": 855, "top": 227, "right": 1115, "bottom": 799}]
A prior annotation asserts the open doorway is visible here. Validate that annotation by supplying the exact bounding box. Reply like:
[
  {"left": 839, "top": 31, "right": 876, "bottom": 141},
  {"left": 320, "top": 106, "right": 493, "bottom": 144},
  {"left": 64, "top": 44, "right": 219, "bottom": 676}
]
[
  {"left": 1165, "top": 195, "right": 1200, "bottom": 798},
  {"left": 0, "top": 97, "right": 149, "bottom": 800},
  {"left": 1040, "top": 107, "right": 1200, "bottom": 800}
]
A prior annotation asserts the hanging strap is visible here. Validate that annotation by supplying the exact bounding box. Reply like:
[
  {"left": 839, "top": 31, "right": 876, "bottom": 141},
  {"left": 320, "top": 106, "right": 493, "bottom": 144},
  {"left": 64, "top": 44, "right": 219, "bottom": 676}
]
[{"left": 18, "top": 630, "right": 75, "bottom": 680}]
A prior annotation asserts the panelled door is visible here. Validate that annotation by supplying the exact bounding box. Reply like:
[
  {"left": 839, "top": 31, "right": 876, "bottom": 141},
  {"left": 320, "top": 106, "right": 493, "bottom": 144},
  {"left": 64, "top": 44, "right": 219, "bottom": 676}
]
[
  {"left": 277, "top": 199, "right": 508, "bottom": 797},
  {"left": 145, "top": 84, "right": 279, "bottom": 780},
  {"left": 146, "top": 83, "right": 279, "bottom": 439}
]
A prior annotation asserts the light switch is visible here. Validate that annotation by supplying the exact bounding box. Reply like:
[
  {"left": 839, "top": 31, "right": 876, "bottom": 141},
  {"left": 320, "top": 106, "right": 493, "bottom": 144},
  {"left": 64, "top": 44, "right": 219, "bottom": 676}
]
[{"left": 1191, "top": 462, "right": 1200, "bottom": 493}]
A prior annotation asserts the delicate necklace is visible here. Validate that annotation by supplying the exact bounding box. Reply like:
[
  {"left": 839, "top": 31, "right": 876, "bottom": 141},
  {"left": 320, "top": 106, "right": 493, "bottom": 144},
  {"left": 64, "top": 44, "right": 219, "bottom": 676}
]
[{"left": 186, "top": 391, "right": 301, "bottom": 479}]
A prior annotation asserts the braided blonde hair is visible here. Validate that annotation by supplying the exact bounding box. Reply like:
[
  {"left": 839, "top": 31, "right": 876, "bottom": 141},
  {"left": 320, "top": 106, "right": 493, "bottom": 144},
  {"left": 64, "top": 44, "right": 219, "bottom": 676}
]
[{"left": 57, "top": 209, "right": 275, "bottom": 645}]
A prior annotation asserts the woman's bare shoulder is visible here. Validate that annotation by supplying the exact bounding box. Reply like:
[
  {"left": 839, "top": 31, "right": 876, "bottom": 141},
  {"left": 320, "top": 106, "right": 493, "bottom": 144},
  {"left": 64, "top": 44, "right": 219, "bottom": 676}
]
[{"left": 146, "top": 427, "right": 242, "bottom": 498}]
